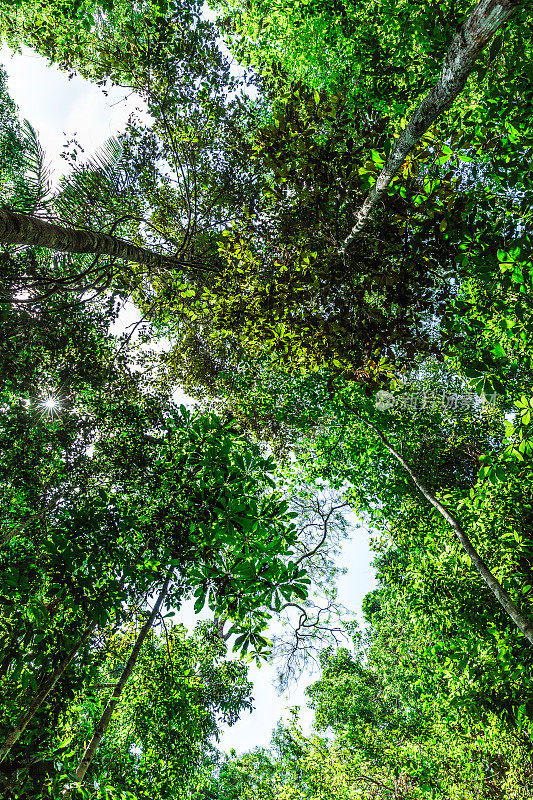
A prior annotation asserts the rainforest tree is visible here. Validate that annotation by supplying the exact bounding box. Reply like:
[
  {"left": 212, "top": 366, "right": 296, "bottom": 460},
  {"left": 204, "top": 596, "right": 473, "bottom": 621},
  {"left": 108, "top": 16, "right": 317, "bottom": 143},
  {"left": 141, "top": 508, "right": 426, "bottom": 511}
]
[{"left": 2, "top": 0, "right": 533, "bottom": 797}]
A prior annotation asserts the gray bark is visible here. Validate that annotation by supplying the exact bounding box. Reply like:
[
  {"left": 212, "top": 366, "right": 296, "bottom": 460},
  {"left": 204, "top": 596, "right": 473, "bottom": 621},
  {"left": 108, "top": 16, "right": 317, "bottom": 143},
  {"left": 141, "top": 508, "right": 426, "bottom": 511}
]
[
  {"left": 0, "top": 207, "right": 184, "bottom": 272},
  {"left": 341, "top": 0, "right": 526, "bottom": 251},
  {"left": 0, "top": 621, "right": 97, "bottom": 763},
  {"left": 67, "top": 571, "right": 173, "bottom": 792},
  {"left": 358, "top": 412, "right": 533, "bottom": 647}
]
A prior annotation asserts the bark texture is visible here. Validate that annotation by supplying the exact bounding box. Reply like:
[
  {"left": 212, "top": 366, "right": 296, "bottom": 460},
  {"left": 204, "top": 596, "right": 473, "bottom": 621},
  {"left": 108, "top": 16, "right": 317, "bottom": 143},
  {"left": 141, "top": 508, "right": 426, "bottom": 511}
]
[
  {"left": 0, "top": 621, "right": 97, "bottom": 763},
  {"left": 0, "top": 207, "right": 184, "bottom": 272},
  {"left": 341, "top": 0, "right": 526, "bottom": 251},
  {"left": 68, "top": 571, "right": 173, "bottom": 790},
  {"left": 358, "top": 413, "right": 533, "bottom": 647}
]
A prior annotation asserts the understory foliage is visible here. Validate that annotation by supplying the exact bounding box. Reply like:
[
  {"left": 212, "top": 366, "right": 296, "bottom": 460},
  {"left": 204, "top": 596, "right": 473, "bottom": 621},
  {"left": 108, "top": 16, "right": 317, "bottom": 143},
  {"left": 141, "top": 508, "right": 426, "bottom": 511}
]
[{"left": 1, "top": 0, "right": 533, "bottom": 797}]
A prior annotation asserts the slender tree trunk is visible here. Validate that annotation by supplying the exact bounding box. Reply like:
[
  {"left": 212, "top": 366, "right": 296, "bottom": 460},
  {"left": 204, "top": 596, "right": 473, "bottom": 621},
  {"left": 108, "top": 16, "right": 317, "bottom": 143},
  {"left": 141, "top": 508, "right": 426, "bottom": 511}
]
[
  {"left": 0, "top": 630, "right": 21, "bottom": 682},
  {"left": 0, "top": 650, "right": 16, "bottom": 684},
  {"left": 0, "top": 621, "right": 97, "bottom": 763},
  {"left": 0, "top": 207, "right": 184, "bottom": 272},
  {"left": 2, "top": 508, "right": 48, "bottom": 546},
  {"left": 66, "top": 571, "right": 173, "bottom": 793},
  {"left": 356, "top": 412, "right": 533, "bottom": 646},
  {"left": 341, "top": 0, "right": 525, "bottom": 251}
]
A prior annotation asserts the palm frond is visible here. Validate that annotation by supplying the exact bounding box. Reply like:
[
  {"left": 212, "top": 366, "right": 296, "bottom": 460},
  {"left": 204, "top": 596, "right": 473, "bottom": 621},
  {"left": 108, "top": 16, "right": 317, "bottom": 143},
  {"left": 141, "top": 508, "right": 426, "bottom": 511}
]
[
  {"left": 53, "top": 137, "right": 134, "bottom": 227},
  {"left": 82, "top": 137, "right": 125, "bottom": 187},
  {"left": 18, "top": 119, "right": 53, "bottom": 214}
]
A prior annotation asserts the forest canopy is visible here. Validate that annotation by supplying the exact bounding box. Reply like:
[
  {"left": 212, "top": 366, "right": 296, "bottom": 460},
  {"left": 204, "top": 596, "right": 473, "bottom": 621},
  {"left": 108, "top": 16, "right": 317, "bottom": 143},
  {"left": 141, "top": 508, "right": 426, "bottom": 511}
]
[{"left": 1, "top": 0, "right": 533, "bottom": 798}]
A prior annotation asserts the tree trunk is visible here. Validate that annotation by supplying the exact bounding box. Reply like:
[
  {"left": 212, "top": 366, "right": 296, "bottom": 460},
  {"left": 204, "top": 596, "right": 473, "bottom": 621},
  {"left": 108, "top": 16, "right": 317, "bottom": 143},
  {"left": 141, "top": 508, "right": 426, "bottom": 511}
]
[
  {"left": 0, "top": 629, "right": 21, "bottom": 682},
  {"left": 0, "top": 207, "right": 186, "bottom": 273},
  {"left": 0, "top": 621, "right": 97, "bottom": 763},
  {"left": 2, "top": 508, "right": 48, "bottom": 546},
  {"left": 66, "top": 571, "right": 173, "bottom": 792},
  {"left": 341, "top": 0, "right": 525, "bottom": 251},
  {"left": 356, "top": 412, "right": 533, "bottom": 647}
]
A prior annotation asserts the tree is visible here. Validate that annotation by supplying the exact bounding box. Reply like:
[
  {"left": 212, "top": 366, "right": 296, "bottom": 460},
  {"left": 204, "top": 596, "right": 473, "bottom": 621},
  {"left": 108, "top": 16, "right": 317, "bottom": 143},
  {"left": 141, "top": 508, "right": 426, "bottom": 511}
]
[
  {"left": 66, "top": 572, "right": 173, "bottom": 793},
  {"left": 0, "top": 388, "right": 312, "bottom": 777},
  {"left": 129, "top": 0, "right": 533, "bottom": 393},
  {"left": 156, "top": 0, "right": 531, "bottom": 393},
  {"left": 1, "top": 0, "right": 251, "bottom": 301},
  {"left": 4, "top": 0, "right": 531, "bottom": 388},
  {"left": 341, "top": 0, "right": 527, "bottom": 248},
  {"left": 0, "top": 137, "right": 313, "bottom": 792},
  {"left": 3, "top": 2, "right": 533, "bottom": 797},
  {"left": 350, "top": 405, "right": 533, "bottom": 646},
  {"left": 57, "top": 621, "right": 253, "bottom": 800}
]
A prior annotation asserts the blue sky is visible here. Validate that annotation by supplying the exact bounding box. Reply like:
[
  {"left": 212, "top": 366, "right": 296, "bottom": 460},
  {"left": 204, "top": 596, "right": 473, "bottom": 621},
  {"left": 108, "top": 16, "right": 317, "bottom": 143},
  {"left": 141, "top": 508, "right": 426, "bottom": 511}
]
[{"left": 1, "top": 44, "right": 376, "bottom": 754}]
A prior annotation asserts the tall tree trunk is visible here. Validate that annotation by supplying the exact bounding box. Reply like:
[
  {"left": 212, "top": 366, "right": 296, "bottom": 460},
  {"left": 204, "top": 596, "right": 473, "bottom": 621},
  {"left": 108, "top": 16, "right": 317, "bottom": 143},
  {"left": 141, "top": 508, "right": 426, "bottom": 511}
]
[
  {"left": 0, "top": 629, "right": 21, "bottom": 682},
  {"left": 341, "top": 0, "right": 525, "bottom": 252},
  {"left": 0, "top": 621, "right": 97, "bottom": 763},
  {"left": 66, "top": 571, "right": 173, "bottom": 793},
  {"left": 0, "top": 207, "right": 186, "bottom": 273},
  {"left": 356, "top": 411, "right": 533, "bottom": 646}
]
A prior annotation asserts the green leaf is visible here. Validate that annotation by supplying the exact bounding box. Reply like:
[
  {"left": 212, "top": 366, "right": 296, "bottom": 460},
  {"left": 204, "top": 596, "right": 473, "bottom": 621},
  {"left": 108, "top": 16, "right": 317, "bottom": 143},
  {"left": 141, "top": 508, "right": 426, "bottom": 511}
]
[{"left": 490, "top": 343, "right": 506, "bottom": 360}]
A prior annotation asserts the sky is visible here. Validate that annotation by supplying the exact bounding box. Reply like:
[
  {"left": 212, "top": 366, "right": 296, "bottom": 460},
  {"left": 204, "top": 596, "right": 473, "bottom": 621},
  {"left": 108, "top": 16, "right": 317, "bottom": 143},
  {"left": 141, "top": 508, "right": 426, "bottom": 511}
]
[
  {"left": 0, "top": 45, "right": 149, "bottom": 182},
  {"left": 1, "top": 44, "right": 376, "bottom": 754}
]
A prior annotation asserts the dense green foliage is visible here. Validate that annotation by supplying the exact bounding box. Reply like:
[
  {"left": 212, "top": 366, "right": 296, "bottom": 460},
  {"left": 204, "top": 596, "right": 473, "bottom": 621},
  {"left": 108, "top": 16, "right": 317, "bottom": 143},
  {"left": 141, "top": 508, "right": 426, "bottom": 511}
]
[
  {"left": 2, "top": 0, "right": 533, "bottom": 797},
  {"left": 54, "top": 622, "right": 253, "bottom": 800}
]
